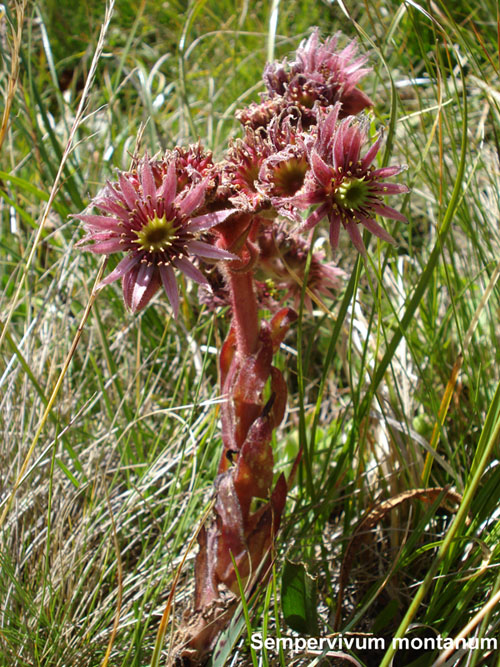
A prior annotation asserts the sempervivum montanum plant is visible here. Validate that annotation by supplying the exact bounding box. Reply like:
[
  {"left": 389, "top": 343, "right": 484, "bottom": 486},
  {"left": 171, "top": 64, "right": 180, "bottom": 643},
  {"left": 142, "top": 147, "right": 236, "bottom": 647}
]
[{"left": 74, "top": 28, "right": 409, "bottom": 666}]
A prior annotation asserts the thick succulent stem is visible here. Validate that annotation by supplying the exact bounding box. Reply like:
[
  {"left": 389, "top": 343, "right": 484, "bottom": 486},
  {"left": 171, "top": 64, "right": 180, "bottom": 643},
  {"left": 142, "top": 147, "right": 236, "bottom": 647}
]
[
  {"left": 176, "top": 227, "right": 296, "bottom": 664},
  {"left": 226, "top": 268, "right": 260, "bottom": 357}
]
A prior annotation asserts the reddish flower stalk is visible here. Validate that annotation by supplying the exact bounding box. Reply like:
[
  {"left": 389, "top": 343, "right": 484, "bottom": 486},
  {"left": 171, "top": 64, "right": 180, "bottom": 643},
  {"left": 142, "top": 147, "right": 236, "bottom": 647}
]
[
  {"left": 239, "top": 28, "right": 373, "bottom": 131},
  {"left": 177, "top": 217, "right": 297, "bottom": 662},
  {"left": 225, "top": 269, "right": 260, "bottom": 358}
]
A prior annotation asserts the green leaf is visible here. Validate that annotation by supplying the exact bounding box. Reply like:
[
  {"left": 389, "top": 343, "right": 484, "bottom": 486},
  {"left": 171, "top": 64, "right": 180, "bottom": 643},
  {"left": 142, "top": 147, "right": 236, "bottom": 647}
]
[
  {"left": 281, "top": 560, "right": 319, "bottom": 635},
  {"left": 55, "top": 458, "right": 80, "bottom": 489}
]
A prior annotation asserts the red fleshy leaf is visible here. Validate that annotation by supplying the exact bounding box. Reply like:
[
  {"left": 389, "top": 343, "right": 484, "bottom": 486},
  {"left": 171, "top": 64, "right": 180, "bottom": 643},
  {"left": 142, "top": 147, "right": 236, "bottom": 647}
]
[
  {"left": 269, "top": 367, "right": 288, "bottom": 428},
  {"left": 270, "top": 307, "right": 298, "bottom": 351}
]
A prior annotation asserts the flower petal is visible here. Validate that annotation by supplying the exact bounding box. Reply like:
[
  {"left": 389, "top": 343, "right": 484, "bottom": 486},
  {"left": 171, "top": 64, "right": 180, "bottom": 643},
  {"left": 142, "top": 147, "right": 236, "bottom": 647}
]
[
  {"left": 188, "top": 240, "right": 238, "bottom": 260},
  {"left": 371, "top": 165, "right": 404, "bottom": 179},
  {"left": 72, "top": 213, "right": 122, "bottom": 232},
  {"left": 372, "top": 202, "right": 407, "bottom": 222},
  {"left": 361, "top": 135, "right": 382, "bottom": 170},
  {"left": 316, "top": 104, "right": 340, "bottom": 157},
  {"left": 179, "top": 179, "right": 207, "bottom": 217},
  {"left": 99, "top": 254, "right": 141, "bottom": 287},
  {"left": 102, "top": 181, "right": 127, "bottom": 209},
  {"left": 173, "top": 256, "right": 209, "bottom": 285},
  {"left": 311, "top": 150, "right": 333, "bottom": 187},
  {"left": 286, "top": 187, "right": 326, "bottom": 209},
  {"left": 346, "top": 220, "right": 366, "bottom": 255},
  {"left": 159, "top": 264, "right": 179, "bottom": 318},
  {"left": 83, "top": 238, "right": 124, "bottom": 254},
  {"left": 83, "top": 231, "right": 118, "bottom": 241},
  {"left": 157, "top": 160, "right": 177, "bottom": 206},
  {"left": 122, "top": 263, "right": 160, "bottom": 312},
  {"left": 188, "top": 208, "right": 237, "bottom": 232},
  {"left": 340, "top": 87, "right": 373, "bottom": 117},
  {"left": 357, "top": 214, "right": 396, "bottom": 244},
  {"left": 328, "top": 212, "right": 341, "bottom": 249},
  {"left": 302, "top": 202, "right": 330, "bottom": 230},
  {"left": 141, "top": 158, "right": 157, "bottom": 208},
  {"left": 370, "top": 182, "right": 409, "bottom": 196},
  {"left": 344, "top": 122, "right": 363, "bottom": 166},
  {"left": 94, "top": 196, "right": 130, "bottom": 222},
  {"left": 333, "top": 121, "right": 347, "bottom": 170},
  {"left": 119, "top": 173, "right": 139, "bottom": 210}
]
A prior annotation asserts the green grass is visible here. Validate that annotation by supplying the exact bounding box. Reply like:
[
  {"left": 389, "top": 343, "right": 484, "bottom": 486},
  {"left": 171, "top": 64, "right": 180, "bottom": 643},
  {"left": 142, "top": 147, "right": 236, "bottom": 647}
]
[{"left": 1, "top": 0, "right": 500, "bottom": 665}]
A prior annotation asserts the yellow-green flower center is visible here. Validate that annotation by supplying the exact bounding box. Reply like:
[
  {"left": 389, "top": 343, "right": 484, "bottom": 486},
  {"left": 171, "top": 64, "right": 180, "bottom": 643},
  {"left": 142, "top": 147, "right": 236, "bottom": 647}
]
[
  {"left": 335, "top": 177, "right": 370, "bottom": 210},
  {"left": 274, "top": 157, "right": 308, "bottom": 195},
  {"left": 134, "top": 215, "right": 177, "bottom": 252}
]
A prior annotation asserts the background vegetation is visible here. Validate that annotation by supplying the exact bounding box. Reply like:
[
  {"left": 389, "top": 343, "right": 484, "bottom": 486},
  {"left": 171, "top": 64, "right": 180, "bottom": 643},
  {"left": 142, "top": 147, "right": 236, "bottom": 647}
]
[{"left": 1, "top": 0, "right": 500, "bottom": 664}]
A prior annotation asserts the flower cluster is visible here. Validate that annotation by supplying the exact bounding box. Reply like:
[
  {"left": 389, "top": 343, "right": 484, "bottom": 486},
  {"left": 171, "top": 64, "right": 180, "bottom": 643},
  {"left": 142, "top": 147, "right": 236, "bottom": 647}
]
[
  {"left": 77, "top": 31, "right": 407, "bottom": 316},
  {"left": 264, "top": 29, "right": 373, "bottom": 115},
  {"left": 238, "top": 29, "right": 373, "bottom": 129}
]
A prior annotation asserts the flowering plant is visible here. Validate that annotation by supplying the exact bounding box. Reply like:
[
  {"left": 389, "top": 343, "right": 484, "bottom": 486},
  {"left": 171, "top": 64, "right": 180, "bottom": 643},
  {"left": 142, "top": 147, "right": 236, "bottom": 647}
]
[{"left": 75, "top": 27, "right": 408, "bottom": 664}]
